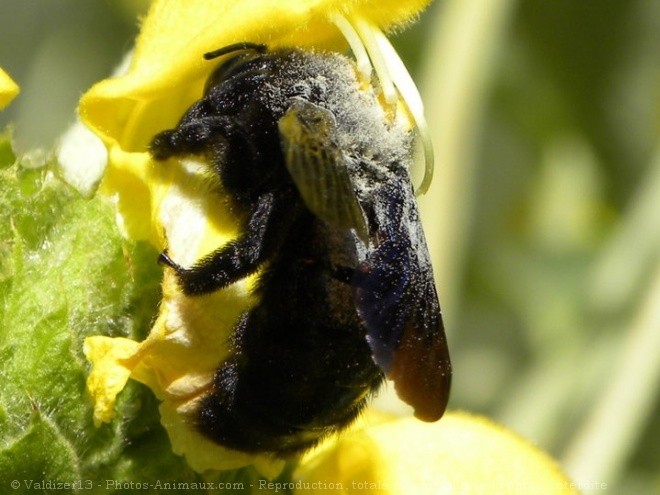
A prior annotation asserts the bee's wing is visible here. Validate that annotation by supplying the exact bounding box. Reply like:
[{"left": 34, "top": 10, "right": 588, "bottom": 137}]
[
  {"left": 278, "top": 101, "right": 367, "bottom": 240},
  {"left": 353, "top": 233, "right": 451, "bottom": 422},
  {"left": 280, "top": 99, "right": 450, "bottom": 421}
]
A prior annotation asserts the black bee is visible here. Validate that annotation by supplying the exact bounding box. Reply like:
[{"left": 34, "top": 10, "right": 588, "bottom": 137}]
[{"left": 150, "top": 43, "right": 451, "bottom": 457}]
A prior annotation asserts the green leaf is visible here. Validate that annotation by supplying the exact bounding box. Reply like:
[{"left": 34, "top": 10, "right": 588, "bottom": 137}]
[{"left": 0, "top": 412, "right": 80, "bottom": 493}]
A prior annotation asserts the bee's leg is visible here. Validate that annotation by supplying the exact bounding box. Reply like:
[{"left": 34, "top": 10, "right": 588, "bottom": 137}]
[
  {"left": 158, "top": 250, "right": 180, "bottom": 270},
  {"left": 162, "top": 191, "right": 295, "bottom": 295},
  {"left": 149, "top": 113, "right": 237, "bottom": 160}
]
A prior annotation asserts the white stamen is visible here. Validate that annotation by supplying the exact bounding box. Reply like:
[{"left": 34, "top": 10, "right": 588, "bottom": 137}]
[
  {"left": 330, "top": 13, "right": 372, "bottom": 81},
  {"left": 372, "top": 29, "right": 435, "bottom": 195},
  {"left": 330, "top": 14, "right": 435, "bottom": 195},
  {"left": 351, "top": 17, "right": 399, "bottom": 106}
]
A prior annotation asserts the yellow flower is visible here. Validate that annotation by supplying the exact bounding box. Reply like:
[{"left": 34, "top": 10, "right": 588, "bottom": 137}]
[
  {"left": 0, "top": 68, "right": 19, "bottom": 109},
  {"left": 81, "top": 0, "right": 437, "bottom": 475},
  {"left": 293, "top": 411, "right": 580, "bottom": 495}
]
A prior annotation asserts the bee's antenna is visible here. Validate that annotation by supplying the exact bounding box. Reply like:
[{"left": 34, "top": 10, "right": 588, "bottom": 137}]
[{"left": 204, "top": 42, "right": 268, "bottom": 61}]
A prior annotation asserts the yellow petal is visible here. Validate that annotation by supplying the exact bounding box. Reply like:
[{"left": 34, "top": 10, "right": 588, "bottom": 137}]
[
  {"left": 0, "top": 68, "right": 19, "bottom": 109},
  {"left": 83, "top": 336, "right": 140, "bottom": 426},
  {"left": 80, "top": 0, "right": 433, "bottom": 151},
  {"left": 294, "top": 412, "right": 580, "bottom": 495},
  {"left": 100, "top": 149, "right": 155, "bottom": 242}
]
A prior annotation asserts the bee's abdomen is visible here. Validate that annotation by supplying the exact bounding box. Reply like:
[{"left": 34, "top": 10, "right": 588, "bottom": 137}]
[{"left": 195, "top": 220, "right": 384, "bottom": 455}]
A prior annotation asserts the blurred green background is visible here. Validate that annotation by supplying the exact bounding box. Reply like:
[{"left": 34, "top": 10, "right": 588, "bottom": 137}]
[{"left": 1, "top": 0, "right": 660, "bottom": 493}]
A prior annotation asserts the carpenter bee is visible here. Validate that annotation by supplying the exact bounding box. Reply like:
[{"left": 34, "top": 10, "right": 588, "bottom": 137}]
[{"left": 150, "top": 43, "right": 451, "bottom": 457}]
